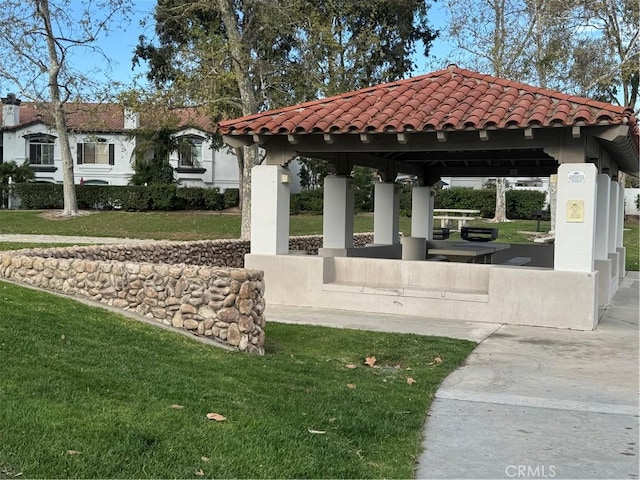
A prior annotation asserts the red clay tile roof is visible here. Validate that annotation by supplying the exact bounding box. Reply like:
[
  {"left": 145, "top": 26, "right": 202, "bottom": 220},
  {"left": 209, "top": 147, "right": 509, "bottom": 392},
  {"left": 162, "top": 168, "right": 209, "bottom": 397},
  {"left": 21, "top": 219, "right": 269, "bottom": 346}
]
[
  {"left": 218, "top": 66, "right": 637, "bottom": 136},
  {"left": 7, "top": 102, "right": 214, "bottom": 133}
]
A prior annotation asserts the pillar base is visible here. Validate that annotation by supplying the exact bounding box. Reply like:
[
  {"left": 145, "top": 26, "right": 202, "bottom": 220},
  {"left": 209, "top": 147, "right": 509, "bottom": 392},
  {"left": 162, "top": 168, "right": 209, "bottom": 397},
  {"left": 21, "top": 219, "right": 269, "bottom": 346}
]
[
  {"left": 595, "top": 258, "right": 613, "bottom": 306},
  {"left": 617, "top": 247, "right": 626, "bottom": 281},
  {"left": 401, "top": 237, "right": 427, "bottom": 260}
]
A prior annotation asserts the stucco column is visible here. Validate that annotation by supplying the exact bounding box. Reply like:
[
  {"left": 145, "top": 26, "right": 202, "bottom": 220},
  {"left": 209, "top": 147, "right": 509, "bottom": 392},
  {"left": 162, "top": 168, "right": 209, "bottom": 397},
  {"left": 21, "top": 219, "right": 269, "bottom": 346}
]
[
  {"left": 554, "top": 163, "right": 597, "bottom": 272},
  {"left": 323, "top": 175, "right": 354, "bottom": 249},
  {"left": 617, "top": 184, "right": 626, "bottom": 279},
  {"left": 595, "top": 174, "right": 610, "bottom": 260},
  {"left": 411, "top": 185, "right": 434, "bottom": 240},
  {"left": 373, "top": 182, "right": 400, "bottom": 245},
  {"left": 594, "top": 174, "right": 612, "bottom": 306},
  {"left": 608, "top": 181, "right": 620, "bottom": 254},
  {"left": 250, "top": 165, "right": 290, "bottom": 255}
]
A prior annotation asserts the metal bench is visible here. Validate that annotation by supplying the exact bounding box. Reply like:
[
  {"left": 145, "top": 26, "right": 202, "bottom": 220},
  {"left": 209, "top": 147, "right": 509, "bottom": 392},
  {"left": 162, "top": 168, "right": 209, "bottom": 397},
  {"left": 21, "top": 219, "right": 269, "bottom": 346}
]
[
  {"left": 461, "top": 226, "right": 498, "bottom": 242},
  {"left": 432, "top": 227, "right": 450, "bottom": 240},
  {"left": 501, "top": 256, "right": 531, "bottom": 266}
]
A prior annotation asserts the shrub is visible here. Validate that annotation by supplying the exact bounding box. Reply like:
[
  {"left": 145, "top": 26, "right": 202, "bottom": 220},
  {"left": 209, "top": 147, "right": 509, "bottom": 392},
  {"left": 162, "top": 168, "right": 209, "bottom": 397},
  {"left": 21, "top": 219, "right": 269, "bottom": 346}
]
[
  {"left": 291, "top": 189, "right": 323, "bottom": 214},
  {"left": 506, "top": 190, "right": 546, "bottom": 219},
  {"left": 203, "top": 188, "right": 225, "bottom": 210},
  {"left": 175, "top": 187, "right": 205, "bottom": 210},
  {"left": 434, "top": 187, "right": 546, "bottom": 219},
  {"left": 223, "top": 188, "right": 240, "bottom": 209},
  {"left": 13, "top": 183, "right": 64, "bottom": 209},
  {"left": 435, "top": 187, "right": 495, "bottom": 217}
]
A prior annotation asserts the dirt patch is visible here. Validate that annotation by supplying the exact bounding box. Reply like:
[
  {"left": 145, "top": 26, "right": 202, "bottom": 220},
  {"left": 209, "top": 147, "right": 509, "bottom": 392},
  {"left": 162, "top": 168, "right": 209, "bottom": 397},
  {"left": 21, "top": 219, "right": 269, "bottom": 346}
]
[{"left": 37, "top": 210, "right": 98, "bottom": 220}]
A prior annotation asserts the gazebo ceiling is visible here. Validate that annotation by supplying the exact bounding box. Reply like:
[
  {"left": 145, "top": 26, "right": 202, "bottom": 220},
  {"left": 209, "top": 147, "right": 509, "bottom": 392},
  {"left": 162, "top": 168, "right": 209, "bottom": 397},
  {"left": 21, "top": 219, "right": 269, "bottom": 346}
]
[{"left": 220, "top": 66, "right": 639, "bottom": 177}]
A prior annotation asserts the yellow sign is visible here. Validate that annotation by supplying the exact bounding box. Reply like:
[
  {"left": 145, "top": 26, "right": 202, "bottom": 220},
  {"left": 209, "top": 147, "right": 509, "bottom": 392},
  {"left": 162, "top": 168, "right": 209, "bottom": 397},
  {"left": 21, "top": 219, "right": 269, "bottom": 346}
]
[{"left": 566, "top": 200, "right": 584, "bottom": 223}]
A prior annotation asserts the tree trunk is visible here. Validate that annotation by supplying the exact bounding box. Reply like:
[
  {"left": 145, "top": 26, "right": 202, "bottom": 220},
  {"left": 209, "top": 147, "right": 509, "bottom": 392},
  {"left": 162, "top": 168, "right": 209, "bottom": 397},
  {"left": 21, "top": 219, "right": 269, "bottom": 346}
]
[
  {"left": 492, "top": 177, "right": 509, "bottom": 222},
  {"left": 217, "top": 0, "right": 259, "bottom": 241},
  {"left": 37, "top": 0, "right": 78, "bottom": 216}
]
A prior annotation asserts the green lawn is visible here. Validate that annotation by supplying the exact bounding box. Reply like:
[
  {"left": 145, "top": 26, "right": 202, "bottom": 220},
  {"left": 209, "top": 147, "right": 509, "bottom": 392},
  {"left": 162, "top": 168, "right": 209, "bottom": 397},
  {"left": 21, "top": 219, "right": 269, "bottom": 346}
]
[
  {"left": 0, "top": 210, "right": 637, "bottom": 270},
  {"left": 0, "top": 210, "right": 550, "bottom": 243},
  {"left": 0, "top": 280, "right": 475, "bottom": 479}
]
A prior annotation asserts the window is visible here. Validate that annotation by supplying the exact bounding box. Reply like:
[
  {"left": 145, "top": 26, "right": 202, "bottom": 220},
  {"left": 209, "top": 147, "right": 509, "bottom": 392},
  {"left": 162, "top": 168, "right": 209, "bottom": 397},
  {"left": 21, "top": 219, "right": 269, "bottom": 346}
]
[
  {"left": 27, "top": 136, "right": 55, "bottom": 165},
  {"left": 77, "top": 139, "right": 114, "bottom": 165},
  {"left": 178, "top": 137, "right": 203, "bottom": 167}
]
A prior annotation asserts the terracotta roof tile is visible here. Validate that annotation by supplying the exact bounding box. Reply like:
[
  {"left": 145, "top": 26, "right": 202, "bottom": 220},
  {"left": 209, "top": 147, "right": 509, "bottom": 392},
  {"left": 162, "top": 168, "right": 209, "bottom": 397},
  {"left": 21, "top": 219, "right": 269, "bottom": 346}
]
[
  {"left": 6, "top": 102, "right": 214, "bottom": 133},
  {"left": 219, "top": 66, "right": 636, "bottom": 137}
]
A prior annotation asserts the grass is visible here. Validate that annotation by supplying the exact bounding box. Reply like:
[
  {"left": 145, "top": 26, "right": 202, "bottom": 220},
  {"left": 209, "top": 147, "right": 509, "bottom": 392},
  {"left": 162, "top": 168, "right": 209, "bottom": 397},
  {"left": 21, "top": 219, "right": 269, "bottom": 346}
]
[
  {"left": 0, "top": 210, "right": 637, "bottom": 270},
  {"left": 623, "top": 221, "right": 639, "bottom": 272},
  {"left": 0, "top": 210, "right": 550, "bottom": 243},
  {"left": 0, "top": 280, "right": 475, "bottom": 479}
]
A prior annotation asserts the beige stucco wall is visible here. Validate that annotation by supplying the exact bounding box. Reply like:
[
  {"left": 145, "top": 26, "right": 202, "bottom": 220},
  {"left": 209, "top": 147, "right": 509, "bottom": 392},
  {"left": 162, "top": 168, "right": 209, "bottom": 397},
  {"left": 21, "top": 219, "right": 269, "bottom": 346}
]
[{"left": 245, "top": 254, "right": 599, "bottom": 331}]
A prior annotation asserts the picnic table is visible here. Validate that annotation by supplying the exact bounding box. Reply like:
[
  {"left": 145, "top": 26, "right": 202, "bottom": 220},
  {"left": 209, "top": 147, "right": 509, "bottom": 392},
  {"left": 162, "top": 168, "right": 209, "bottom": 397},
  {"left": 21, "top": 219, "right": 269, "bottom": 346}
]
[
  {"left": 433, "top": 209, "right": 480, "bottom": 231},
  {"left": 428, "top": 241, "right": 511, "bottom": 264}
]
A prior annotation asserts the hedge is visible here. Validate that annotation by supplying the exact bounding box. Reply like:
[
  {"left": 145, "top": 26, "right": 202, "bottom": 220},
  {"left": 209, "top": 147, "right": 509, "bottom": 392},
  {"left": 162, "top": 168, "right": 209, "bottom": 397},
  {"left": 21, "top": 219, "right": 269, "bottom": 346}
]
[
  {"left": 7, "top": 184, "right": 238, "bottom": 211},
  {"left": 4, "top": 183, "right": 546, "bottom": 219}
]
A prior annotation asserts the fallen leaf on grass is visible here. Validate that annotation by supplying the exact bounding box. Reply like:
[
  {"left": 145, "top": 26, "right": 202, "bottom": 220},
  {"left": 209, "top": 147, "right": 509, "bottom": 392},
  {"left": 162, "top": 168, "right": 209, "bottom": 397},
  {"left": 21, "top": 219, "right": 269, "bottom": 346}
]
[
  {"left": 329, "top": 417, "right": 336, "bottom": 423},
  {"left": 307, "top": 428, "right": 326, "bottom": 434},
  {"left": 169, "top": 404, "right": 184, "bottom": 409},
  {"left": 201, "top": 456, "right": 210, "bottom": 462},
  {"left": 428, "top": 356, "right": 443, "bottom": 366},
  {"left": 195, "top": 469, "right": 205, "bottom": 476},
  {"left": 406, "top": 377, "right": 417, "bottom": 385},
  {"left": 345, "top": 364, "right": 357, "bottom": 369},
  {"left": 347, "top": 383, "right": 357, "bottom": 389},
  {"left": 364, "top": 356, "right": 377, "bottom": 367},
  {"left": 206, "top": 413, "right": 227, "bottom": 421},
  {"left": 66, "top": 450, "right": 82, "bottom": 455}
]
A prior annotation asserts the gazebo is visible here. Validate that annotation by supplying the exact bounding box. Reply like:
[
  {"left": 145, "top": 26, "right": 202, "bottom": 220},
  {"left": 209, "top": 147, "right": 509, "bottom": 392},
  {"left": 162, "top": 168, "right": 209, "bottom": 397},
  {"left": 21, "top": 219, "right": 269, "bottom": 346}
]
[{"left": 219, "top": 66, "right": 639, "bottom": 330}]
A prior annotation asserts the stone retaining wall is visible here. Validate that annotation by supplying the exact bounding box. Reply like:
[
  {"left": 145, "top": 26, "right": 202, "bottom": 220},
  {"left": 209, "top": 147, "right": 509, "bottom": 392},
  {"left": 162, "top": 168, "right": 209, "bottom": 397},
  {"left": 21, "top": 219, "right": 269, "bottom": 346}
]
[{"left": 0, "top": 234, "right": 374, "bottom": 354}]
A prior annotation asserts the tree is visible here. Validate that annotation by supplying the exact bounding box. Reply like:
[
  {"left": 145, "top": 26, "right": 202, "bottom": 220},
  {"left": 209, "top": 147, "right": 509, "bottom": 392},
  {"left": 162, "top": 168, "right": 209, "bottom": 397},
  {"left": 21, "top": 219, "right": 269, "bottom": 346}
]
[
  {"left": 441, "top": 0, "right": 638, "bottom": 223},
  {"left": 570, "top": 0, "right": 639, "bottom": 110},
  {"left": 0, "top": 0, "right": 132, "bottom": 216},
  {"left": 0, "top": 161, "right": 34, "bottom": 184},
  {"left": 129, "top": 128, "right": 179, "bottom": 185},
  {"left": 134, "top": 0, "right": 438, "bottom": 239}
]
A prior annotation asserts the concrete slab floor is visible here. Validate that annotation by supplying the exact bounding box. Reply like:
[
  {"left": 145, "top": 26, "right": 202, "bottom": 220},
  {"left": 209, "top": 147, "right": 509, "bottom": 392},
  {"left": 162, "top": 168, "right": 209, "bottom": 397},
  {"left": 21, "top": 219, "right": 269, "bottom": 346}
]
[{"left": 416, "top": 272, "right": 639, "bottom": 480}]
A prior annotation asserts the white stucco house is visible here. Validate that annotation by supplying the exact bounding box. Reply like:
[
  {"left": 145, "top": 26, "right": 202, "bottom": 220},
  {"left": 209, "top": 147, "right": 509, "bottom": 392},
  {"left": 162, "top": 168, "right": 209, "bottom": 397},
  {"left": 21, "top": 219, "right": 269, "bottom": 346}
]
[{"left": 0, "top": 94, "right": 239, "bottom": 190}]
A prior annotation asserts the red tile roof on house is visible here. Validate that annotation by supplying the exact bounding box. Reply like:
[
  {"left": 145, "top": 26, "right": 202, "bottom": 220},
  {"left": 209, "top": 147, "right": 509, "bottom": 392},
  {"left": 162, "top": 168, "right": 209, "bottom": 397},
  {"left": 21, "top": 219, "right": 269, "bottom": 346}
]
[
  {"left": 5, "top": 102, "right": 215, "bottom": 133},
  {"left": 218, "top": 66, "right": 637, "bottom": 136}
]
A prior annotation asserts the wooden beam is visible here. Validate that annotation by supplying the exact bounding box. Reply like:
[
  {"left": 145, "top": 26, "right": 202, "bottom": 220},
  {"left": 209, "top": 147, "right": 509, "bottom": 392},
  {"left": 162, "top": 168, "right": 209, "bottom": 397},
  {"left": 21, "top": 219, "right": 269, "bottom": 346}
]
[
  {"left": 524, "top": 127, "right": 534, "bottom": 140},
  {"left": 287, "top": 134, "right": 298, "bottom": 145},
  {"left": 397, "top": 133, "right": 408, "bottom": 144},
  {"left": 479, "top": 130, "right": 490, "bottom": 142},
  {"left": 323, "top": 133, "right": 334, "bottom": 144},
  {"left": 431, "top": 164, "right": 557, "bottom": 177},
  {"left": 437, "top": 131, "right": 447, "bottom": 143},
  {"left": 572, "top": 126, "right": 581, "bottom": 138},
  {"left": 360, "top": 133, "right": 371, "bottom": 144}
]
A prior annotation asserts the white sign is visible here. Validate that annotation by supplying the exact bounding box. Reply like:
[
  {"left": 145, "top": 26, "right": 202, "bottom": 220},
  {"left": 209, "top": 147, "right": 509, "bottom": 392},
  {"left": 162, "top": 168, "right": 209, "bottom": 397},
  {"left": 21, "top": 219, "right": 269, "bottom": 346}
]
[{"left": 568, "top": 171, "right": 586, "bottom": 183}]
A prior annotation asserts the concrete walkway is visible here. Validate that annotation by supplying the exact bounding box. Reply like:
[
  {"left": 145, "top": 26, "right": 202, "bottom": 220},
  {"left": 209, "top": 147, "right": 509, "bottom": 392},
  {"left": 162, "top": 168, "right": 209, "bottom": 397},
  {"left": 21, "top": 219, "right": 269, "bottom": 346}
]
[{"left": 269, "top": 273, "right": 639, "bottom": 479}]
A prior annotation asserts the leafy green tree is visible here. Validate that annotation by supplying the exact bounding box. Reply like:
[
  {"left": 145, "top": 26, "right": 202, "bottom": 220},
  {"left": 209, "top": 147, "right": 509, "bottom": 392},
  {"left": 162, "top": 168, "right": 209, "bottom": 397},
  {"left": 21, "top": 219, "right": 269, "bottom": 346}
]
[
  {"left": 133, "top": 0, "right": 438, "bottom": 238},
  {"left": 0, "top": 161, "right": 35, "bottom": 184},
  {"left": 128, "top": 128, "right": 179, "bottom": 185}
]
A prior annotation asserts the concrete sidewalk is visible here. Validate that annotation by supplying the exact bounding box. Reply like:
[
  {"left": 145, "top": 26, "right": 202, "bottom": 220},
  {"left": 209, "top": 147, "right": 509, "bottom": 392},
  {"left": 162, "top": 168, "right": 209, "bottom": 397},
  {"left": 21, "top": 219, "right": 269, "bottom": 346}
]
[
  {"left": 415, "top": 272, "right": 639, "bottom": 479},
  {"left": 269, "top": 272, "right": 639, "bottom": 479}
]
